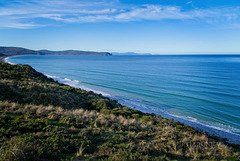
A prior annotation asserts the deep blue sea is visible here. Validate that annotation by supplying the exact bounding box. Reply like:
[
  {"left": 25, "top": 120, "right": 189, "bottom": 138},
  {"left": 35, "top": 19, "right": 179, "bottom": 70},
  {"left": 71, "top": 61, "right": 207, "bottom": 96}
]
[{"left": 7, "top": 55, "right": 240, "bottom": 143}]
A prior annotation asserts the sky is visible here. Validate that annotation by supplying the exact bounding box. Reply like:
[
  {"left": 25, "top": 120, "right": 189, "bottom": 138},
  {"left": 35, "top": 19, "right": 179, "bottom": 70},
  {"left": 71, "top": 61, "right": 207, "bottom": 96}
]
[{"left": 1, "top": 0, "right": 240, "bottom": 54}]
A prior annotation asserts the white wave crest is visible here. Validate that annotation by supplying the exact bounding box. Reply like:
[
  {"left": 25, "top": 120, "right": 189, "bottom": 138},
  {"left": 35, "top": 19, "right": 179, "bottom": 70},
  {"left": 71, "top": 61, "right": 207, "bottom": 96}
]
[
  {"left": 3, "top": 57, "right": 14, "bottom": 64},
  {"left": 45, "top": 74, "right": 110, "bottom": 96}
]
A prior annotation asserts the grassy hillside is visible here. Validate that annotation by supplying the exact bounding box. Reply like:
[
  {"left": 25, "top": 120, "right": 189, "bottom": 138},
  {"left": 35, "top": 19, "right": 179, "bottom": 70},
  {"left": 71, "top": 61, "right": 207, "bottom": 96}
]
[{"left": 0, "top": 62, "right": 239, "bottom": 161}]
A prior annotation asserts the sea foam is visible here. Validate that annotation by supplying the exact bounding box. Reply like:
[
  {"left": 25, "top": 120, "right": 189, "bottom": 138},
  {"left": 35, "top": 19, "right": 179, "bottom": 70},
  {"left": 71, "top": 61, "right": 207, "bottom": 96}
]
[
  {"left": 45, "top": 74, "right": 110, "bottom": 96},
  {"left": 3, "top": 57, "right": 14, "bottom": 64}
]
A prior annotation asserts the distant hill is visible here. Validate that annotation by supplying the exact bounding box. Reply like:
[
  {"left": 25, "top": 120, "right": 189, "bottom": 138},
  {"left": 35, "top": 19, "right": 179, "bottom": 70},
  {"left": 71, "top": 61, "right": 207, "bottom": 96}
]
[
  {"left": 0, "top": 47, "right": 41, "bottom": 56},
  {"left": 0, "top": 47, "right": 112, "bottom": 56},
  {"left": 0, "top": 53, "right": 6, "bottom": 56},
  {"left": 38, "top": 49, "right": 112, "bottom": 56}
]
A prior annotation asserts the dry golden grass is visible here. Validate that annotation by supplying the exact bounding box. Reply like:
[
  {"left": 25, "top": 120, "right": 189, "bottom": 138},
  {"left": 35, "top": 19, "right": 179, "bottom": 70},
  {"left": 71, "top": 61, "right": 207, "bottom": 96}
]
[
  {"left": 76, "top": 144, "right": 85, "bottom": 157},
  {"left": 0, "top": 100, "right": 239, "bottom": 160}
]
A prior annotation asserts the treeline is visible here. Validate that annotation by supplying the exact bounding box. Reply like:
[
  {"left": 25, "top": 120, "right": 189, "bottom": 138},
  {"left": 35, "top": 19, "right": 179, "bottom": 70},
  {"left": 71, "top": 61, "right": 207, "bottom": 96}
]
[{"left": 0, "top": 62, "right": 239, "bottom": 160}]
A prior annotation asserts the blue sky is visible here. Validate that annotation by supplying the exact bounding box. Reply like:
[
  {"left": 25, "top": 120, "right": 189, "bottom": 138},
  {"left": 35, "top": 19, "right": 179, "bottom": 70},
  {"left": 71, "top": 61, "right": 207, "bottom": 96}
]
[{"left": 0, "top": 0, "right": 240, "bottom": 54}]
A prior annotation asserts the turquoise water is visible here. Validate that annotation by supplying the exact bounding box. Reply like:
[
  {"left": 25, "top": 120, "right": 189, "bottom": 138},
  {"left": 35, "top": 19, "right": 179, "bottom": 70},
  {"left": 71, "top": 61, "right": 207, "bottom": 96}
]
[{"left": 7, "top": 55, "right": 240, "bottom": 143}]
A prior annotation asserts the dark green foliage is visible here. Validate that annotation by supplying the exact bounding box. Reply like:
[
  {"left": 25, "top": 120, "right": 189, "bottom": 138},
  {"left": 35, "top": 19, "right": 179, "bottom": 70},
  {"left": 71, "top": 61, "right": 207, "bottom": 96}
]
[{"left": 0, "top": 62, "right": 239, "bottom": 161}]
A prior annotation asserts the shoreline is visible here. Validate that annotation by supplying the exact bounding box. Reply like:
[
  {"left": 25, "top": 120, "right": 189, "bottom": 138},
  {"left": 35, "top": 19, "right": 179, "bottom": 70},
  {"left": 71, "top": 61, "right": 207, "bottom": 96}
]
[
  {"left": 2, "top": 56, "right": 20, "bottom": 64},
  {"left": 4, "top": 55, "right": 240, "bottom": 145},
  {"left": 3, "top": 57, "right": 10, "bottom": 63}
]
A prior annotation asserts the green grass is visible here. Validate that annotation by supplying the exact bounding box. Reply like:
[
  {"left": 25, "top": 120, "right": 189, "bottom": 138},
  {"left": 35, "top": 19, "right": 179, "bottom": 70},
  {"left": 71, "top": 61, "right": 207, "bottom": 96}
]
[{"left": 0, "top": 62, "right": 239, "bottom": 161}]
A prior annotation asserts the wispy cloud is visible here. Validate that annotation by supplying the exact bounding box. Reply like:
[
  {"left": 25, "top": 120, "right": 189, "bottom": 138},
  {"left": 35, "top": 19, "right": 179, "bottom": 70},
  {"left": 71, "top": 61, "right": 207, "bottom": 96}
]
[
  {"left": 115, "top": 5, "right": 193, "bottom": 21},
  {"left": 186, "top": 1, "right": 193, "bottom": 5},
  {"left": 0, "top": 0, "right": 239, "bottom": 29}
]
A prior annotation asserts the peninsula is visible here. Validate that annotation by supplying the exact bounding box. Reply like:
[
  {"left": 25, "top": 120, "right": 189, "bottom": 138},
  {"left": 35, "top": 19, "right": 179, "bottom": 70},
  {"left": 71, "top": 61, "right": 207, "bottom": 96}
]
[{"left": 0, "top": 46, "right": 112, "bottom": 56}]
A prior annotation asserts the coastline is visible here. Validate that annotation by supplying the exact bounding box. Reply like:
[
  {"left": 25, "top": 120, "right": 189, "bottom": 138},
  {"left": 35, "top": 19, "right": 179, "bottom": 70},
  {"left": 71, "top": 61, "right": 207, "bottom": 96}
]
[
  {"left": 116, "top": 97, "right": 240, "bottom": 144},
  {"left": 4, "top": 55, "right": 240, "bottom": 145},
  {"left": 2, "top": 56, "right": 19, "bottom": 64},
  {"left": 53, "top": 75, "right": 240, "bottom": 144},
  {"left": 3, "top": 57, "right": 10, "bottom": 63}
]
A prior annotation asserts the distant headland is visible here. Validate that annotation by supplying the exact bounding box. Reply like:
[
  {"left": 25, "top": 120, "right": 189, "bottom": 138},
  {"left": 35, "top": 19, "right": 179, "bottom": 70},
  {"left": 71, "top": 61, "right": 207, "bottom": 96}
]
[{"left": 0, "top": 46, "right": 112, "bottom": 56}]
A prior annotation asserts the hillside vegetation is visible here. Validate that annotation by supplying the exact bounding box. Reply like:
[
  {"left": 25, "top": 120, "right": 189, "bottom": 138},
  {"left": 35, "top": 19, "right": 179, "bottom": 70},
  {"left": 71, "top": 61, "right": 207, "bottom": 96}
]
[{"left": 0, "top": 62, "right": 239, "bottom": 160}]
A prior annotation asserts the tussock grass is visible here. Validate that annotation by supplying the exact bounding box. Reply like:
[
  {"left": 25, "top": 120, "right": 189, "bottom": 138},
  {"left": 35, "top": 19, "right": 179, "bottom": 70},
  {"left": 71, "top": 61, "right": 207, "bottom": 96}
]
[{"left": 0, "top": 100, "right": 239, "bottom": 160}]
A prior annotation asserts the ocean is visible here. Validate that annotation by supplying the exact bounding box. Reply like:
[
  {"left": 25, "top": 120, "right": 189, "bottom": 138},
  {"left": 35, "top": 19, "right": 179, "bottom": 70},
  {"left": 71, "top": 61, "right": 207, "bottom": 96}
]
[{"left": 7, "top": 55, "right": 240, "bottom": 143}]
